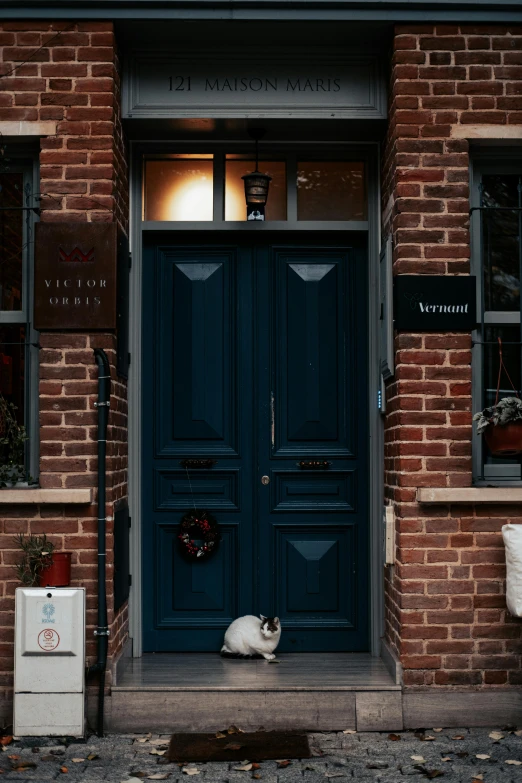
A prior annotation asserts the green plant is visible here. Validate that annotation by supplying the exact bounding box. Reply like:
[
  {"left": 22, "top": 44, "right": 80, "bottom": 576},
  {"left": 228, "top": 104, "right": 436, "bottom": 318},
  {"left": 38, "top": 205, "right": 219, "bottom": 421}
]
[
  {"left": 14, "top": 533, "right": 55, "bottom": 586},
  {"left": 473, "top": 396, "right": 522, "bottom": 435},
  {"left": 0, "top": 394, "right": 29, "bottom": 487}
]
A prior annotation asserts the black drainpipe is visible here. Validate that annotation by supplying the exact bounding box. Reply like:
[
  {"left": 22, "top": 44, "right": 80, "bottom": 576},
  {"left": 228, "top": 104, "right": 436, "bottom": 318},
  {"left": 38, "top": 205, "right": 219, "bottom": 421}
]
[{"left": 87, "top": 347, "right": 111, "bottom": 737}]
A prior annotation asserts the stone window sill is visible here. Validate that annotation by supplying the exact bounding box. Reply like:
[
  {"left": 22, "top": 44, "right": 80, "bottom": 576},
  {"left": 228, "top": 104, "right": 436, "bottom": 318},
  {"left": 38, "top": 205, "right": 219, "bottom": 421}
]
[
  {"left": 0, "top": 488, "right": 92, "bottom": 504},
  {"left": 417, "top": 487, "right": 522, "bottom": 504}
]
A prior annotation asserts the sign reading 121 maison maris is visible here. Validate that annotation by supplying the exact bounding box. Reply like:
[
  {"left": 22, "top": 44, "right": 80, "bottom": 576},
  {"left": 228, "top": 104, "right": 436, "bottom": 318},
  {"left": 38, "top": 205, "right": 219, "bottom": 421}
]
[
  {"left": 123, "top": 51, "right": 386, "bottom": 119},
  {"left": 34, "top": 223, "right": 117, "bottom": 330},
  {"left": 394, "top": 276, "right": 477, "bottom": 331}
]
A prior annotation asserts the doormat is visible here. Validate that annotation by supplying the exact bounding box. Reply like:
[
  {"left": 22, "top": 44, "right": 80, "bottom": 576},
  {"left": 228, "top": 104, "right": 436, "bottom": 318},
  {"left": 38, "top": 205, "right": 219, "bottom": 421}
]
[{"left": 168, "top": 731, "right": 310, "bottom": 762}]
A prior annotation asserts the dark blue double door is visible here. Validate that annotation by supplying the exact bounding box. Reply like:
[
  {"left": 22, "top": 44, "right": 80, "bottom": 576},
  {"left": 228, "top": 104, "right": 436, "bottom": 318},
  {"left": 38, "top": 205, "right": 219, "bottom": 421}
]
[{"left": 142, "top": 235, "right": 369, "bottom": 652}]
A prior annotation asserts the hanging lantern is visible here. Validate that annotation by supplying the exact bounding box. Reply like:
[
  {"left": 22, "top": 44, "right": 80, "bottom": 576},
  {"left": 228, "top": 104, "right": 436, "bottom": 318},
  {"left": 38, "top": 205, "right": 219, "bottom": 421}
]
[{"left": 242, "top": 128, "right": 271, "bottom": 221}]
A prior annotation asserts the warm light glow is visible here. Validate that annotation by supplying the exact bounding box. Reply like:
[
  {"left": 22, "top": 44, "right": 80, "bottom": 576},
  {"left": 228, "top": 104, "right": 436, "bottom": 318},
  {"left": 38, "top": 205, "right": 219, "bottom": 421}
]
[
  {"left": 168, "top": 176, "right": 213, "bottom": 221},
  {"left": 225, "top": 175, "right": 247, "bottom": 221},
  {"left": 144, "top": 159, "right": 213, "bottom": 221}
]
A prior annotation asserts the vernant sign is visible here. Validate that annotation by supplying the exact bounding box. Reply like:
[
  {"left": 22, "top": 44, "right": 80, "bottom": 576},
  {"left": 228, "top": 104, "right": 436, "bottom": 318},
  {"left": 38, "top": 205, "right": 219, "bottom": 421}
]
[
  {"left": 34, "top": 223, "right": 117, "bottom": 330},
  {"left": 123, "top": 50, "right": 386, "bottom": 119}
]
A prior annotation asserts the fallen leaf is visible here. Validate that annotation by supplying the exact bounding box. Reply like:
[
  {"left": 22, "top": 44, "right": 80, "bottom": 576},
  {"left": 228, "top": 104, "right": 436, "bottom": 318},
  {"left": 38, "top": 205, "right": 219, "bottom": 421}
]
[
  {"left": 475, "top": 754, "right": 490, "bottom": 760},
  {"left": 224, "top": 743, "right": 243, "bottom": 751},
  {"left": 72, "top": 758, "right": 85, "bottom": 763},
  {"left": 514, "top": 729, "right": 522, "bottom": 737},
  {"left": 7, "top": 754, "right": 19, "bottom": 760},
  {"left": 11, "top": 761, "right": 37, "bottom": 771},
  {"left": 451, "top": 736, "right": 464, "bottom": 741},
  {"left": 277, "top": 760, "right": 292, "bottom": 768},
  {"left": 440, "top": 758, "right": 452, "bottom": 763},
  {"left": 214, "top": 732, "right": 226, "bottom": 739},
  {"left": 87, "top": 753, "right": 99, "bottom": 760},
  {"left": 60, "top": 767, "right": 68, "bottom": 774},
  {"left": 182, "top": 767, "right": 200, "bottom": 775},
  {"left": 227, "top": 725, "right": 244, "bottom": 734},
  {"left": 489, "top": 731, "right": 504, "bottom": 741},
  {"left": 136, "top": 734, "right": 153, "bottom": 743},
  {"left": 432, "top": 729, "right": 443, "bottom": 733},
  {"left": 234, "top": 763, "right": 253, "bottom": 771},
  {"left": 251, "top": 763, "right": 261, "bottom": 769},
  {"left": 325, "top": 773, "right": 346, "bottom": 778},
  {"left": 342, "top": 730, "right": 357, "bottom": 735},
  {"left": 505, "top": 760, "right": 522, "bottom": 766},
  {"left": 411, "top": 756, "right": 426, "bottom": 763},
  {"left": 253, "top": 775, "right": 261, "bottom": 780},
  {"left": 150, "top": 749, "right": 166, "bottom": 756},
  {"left": 148, "top": 775, "right": 171, "bottom": 780},
  {"left": 131, "top": 772, "right": 148, "bottom": 778},
  {"left": 0, "top": 737, "right": 12, "bottom": 746},
  {"left": 423, "top": 736, "right": 436, "bottom": 742},
  {"left": 473, "top": 775, "right": 484, "bottom": 781},
  {"left": 388, "top": 733, "right": 401, "bottom": 741},
  {"left": 148, "top": 740, "right": 170, "bottom": 746},
  {"left": 122, "top": 779, "right": 145, "bottom": 783}
]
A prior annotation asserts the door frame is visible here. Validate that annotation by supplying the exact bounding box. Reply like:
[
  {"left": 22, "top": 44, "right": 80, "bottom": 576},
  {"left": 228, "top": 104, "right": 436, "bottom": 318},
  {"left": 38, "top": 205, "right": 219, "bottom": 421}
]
[{"left": 127, "top": 139, "right": 384, "bottom": 658}]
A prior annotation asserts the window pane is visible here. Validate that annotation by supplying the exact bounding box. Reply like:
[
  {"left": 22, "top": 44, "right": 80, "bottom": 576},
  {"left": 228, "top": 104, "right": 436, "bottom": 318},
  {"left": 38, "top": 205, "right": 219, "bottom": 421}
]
[
  {"left": 297, "top": 161, "right": 366, "bottom": 221},
  {"left": 0, "top": 173, "right": 24, "bottom": 311},
  {"left": 0, "top": 324, "right": 25, "bottom": 430},
  {"left": 482, "top": 174, "right": 521, "bottom": 312},
  {"left": 225, "top": 160, "right": 286, "bottom": 221},
  {"left": 144, "top": 158, "right": 213, "bottom": 221},
  {"left": 482, "top": 325, "right": 521, "bottom": 478}
]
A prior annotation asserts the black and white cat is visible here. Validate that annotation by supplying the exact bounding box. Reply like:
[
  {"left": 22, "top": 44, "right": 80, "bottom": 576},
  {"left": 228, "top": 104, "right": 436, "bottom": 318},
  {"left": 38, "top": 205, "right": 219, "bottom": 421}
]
[{"left": 220, "top": 615, "right": 281, "bottom": 660}]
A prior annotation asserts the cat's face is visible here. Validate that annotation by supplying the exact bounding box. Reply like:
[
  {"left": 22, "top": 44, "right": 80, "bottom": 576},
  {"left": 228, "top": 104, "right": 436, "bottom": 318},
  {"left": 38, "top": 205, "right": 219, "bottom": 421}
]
[{"left": 260, "top": 615, "right": 280, "bottom": 638}]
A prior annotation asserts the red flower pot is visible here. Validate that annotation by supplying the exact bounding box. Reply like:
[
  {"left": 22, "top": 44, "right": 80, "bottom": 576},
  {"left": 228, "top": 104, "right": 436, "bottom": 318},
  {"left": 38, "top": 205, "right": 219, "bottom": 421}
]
[
  {"left": 484, "top": 421, "right": 522, "bottom": 457},
  {"left": 39, "top": 552, "right": 72, "bottom": 587}
]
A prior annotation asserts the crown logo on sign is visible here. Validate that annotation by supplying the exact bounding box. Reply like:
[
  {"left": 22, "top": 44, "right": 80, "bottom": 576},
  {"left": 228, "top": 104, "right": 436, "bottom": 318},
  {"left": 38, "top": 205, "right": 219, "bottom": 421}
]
[{"left": 59, "top": 246, "right": 95, "bottom": 263}]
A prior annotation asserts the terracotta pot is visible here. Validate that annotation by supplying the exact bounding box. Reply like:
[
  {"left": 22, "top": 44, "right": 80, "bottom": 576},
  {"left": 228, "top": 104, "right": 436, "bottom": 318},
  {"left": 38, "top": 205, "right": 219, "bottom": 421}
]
[
  {"left": 484, "top": 421, "right": 522, "bottom": 457},
  {"left": 39, "top": 552, "right": 72, "bottom": 587}
]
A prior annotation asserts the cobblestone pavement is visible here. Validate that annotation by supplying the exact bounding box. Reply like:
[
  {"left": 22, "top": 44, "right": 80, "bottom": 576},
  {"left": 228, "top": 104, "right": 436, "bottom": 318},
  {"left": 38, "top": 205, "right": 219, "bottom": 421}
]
[{"left": 1, "top": 727, "right": 521, "bottom": 782}]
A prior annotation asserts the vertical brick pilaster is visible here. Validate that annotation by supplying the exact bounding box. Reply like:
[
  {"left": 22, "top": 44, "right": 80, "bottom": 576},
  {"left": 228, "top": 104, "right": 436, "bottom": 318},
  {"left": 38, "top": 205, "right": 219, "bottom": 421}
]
[{"left": 383, "top": 24, "right": 522, "bottom": 688}]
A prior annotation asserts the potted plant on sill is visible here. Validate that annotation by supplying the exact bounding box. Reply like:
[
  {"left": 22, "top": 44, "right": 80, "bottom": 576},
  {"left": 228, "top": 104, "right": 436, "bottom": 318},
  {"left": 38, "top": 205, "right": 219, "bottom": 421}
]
[
  {"left": 14, "top": 533, "right": 72, "bottom": 587},
  {"left": 0, "top": 394, "right": 32, "bottom": 488},
  {"left": 473, "top": 338, "right": 522, "bottom": 457}
]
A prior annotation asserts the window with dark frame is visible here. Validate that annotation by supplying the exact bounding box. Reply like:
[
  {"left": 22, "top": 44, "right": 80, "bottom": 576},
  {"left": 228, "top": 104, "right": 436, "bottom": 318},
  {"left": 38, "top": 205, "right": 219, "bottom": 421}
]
[
  {"left": 472, "top": 158, "right": 522, "bottom": 483},
  {"left": 0, "top": 153, "right": 39, "bottom": 485}
]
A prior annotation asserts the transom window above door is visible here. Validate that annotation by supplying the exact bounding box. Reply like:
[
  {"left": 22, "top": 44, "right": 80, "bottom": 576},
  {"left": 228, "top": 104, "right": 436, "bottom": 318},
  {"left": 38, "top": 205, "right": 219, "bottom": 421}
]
[{"left": 142, "top": 152, "right": 368, "bottom": 228}]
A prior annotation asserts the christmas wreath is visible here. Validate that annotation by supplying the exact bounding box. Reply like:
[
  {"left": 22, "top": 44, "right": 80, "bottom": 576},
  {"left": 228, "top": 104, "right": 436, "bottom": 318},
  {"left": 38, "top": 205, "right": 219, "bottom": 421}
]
[{"left": 178, "top": 510, "right": 221, "bottom": 561}]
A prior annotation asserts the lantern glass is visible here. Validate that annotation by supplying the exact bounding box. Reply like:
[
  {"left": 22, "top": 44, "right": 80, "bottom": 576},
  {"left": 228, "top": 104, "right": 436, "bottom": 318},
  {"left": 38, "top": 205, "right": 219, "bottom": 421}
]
[
  {"left": 297, "top": 161, "right": 367, "bottom": 221},
  {"left": 225, "top": 159, "right": 286, "bottom": 221},
  {"left": 144, "top": 156, "right": 213, "bottom": 221}
]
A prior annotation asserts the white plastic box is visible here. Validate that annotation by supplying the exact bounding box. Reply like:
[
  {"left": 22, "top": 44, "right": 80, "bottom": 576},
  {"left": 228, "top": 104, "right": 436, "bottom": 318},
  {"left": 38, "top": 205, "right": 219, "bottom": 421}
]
[{"left": 14, "top": 587, "right": 85, "bottom": 736}]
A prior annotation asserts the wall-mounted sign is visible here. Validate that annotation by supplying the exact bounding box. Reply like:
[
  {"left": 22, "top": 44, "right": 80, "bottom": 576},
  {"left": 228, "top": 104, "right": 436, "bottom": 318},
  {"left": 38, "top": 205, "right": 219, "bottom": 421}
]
[
  {"left": 123, "top": 50, "right": 386, "bottom": 119},
  {"left": 394, "top": 275, "right": 477, "bottom": 331},
  {"left": 34, "top": 223, "right": 117, "bottom": 330}
]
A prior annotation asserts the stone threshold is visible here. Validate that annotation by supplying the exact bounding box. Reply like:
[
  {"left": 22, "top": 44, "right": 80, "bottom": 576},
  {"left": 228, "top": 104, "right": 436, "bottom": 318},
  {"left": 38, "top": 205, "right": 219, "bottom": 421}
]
[
  {"left": 0, "top": 488, "right": 92, "bottom": 504},
  {"left": 418, "top": 487, "right": 522, "bottom": 504}
]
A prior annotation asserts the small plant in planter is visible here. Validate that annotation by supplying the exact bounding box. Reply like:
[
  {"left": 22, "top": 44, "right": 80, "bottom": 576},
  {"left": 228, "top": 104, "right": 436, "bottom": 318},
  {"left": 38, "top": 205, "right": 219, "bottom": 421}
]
[
  {"left": 0, "top": 395, "right": 31, "bottom": 487},
  {"left": 474, "top": 397, "right": 522, "bottom": 457},
  {"left": 14, "top": 533, "right": 55, "bottom": 587}
]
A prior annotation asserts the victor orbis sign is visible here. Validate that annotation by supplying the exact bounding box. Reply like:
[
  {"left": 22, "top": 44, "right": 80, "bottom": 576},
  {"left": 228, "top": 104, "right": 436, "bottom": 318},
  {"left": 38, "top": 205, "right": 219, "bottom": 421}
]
[
  {"left": 394, "top": 276, "right": 477, "bottom": 331},
  {"left": 34, "top": 223, "right": 117, "bottom": 330}
]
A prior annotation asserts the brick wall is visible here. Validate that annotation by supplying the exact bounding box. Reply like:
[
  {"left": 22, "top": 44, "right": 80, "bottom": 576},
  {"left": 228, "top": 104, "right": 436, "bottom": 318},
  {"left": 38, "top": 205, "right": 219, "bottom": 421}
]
[
  {"left": 383, "top": 24, "right": 522, "bottom": 687},
  {"left": 0, "top": 21, "right": 129, "bottom": 719}
]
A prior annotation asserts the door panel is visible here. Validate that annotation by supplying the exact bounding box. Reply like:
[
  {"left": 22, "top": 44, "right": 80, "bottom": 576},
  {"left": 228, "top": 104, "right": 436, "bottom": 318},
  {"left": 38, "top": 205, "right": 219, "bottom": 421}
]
[
  {"left": 142, "top": 237, "right": 368, "bottom": 652},
  {"left": 257, "top": 244, "right": 368, "bottom": 651}
]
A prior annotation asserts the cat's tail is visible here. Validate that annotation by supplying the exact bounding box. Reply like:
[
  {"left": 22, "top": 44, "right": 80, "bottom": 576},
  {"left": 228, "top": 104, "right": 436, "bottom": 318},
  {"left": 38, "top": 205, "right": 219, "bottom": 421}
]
[{"left": 220, "top": 648, "right": 262, "bottom": 659}]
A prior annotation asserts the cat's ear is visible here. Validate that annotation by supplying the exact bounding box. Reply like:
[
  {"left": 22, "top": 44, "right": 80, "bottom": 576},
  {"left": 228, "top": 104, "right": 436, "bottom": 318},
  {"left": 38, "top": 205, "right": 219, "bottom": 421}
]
[
  {"left": 274, "top": 617, "right": 279, "bottom": 625},
  {"left": 260, "top": 615, "right": 267, "bottom": 622}
]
